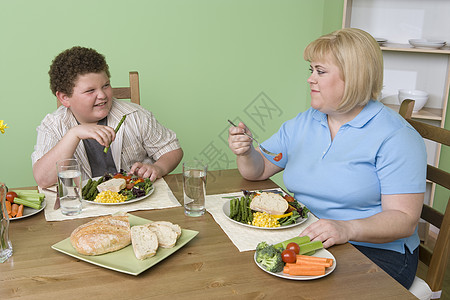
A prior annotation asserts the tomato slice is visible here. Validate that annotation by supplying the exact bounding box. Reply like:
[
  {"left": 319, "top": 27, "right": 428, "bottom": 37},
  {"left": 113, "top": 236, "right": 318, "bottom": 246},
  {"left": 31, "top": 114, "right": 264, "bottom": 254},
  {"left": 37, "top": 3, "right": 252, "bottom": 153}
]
[
  {"left": 281, "top": 249, "right": 296, "bottom": 263},
  {"left": 274, "top": 153, "right": 282, "bottom": 161}
]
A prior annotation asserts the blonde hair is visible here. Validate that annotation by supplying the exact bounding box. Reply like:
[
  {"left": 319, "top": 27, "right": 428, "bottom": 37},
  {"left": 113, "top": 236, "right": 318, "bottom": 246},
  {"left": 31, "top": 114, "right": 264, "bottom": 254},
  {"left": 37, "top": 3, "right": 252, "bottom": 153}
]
[{"left": 303, "top": 28, "right": 383, "bottom": 113}]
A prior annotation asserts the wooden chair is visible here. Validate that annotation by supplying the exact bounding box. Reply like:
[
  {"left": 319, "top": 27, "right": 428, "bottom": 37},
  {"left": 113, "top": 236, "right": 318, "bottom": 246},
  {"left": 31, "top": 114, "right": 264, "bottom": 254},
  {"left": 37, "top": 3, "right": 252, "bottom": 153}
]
[
  {"left": 57, "top": 71, "right": 140, "bottom": 107},
  {"left": 399, "top": 99, "right": 450, "bottom": 300}
]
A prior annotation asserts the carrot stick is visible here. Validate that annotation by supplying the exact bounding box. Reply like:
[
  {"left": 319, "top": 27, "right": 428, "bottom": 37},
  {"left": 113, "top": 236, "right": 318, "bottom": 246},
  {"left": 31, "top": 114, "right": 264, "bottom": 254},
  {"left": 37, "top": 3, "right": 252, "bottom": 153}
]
[
  {"left": 296, "top": 254, "right": 330, "bottom": 263},
  {"left": 11, "top": 203, "right": 19, "bottom": 217},
  {"left": 16, "top": 204, "right": 24, "bottom": 217},
  {"left": 296, "top": 259, "right": 332, "bottom": 268},
  {"left": 5, "top": 201, "right": 12, "bottom": 216},
  {"left": 284, "top": 263, "right": 325, "bottom": 276}
]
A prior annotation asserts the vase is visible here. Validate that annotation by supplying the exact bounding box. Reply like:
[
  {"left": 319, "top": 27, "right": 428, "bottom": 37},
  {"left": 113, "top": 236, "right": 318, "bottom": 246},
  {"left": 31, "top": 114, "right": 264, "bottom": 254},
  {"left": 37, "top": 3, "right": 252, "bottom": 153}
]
[{"left": 0, "top": 182, "right": 13, "bottom": 263}]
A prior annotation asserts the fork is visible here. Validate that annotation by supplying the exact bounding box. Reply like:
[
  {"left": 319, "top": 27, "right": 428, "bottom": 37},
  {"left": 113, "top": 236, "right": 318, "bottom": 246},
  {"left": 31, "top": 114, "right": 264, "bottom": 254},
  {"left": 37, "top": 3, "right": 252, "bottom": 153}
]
[{"left": 227, "top": 120, "right": 277, "bottom": 156}]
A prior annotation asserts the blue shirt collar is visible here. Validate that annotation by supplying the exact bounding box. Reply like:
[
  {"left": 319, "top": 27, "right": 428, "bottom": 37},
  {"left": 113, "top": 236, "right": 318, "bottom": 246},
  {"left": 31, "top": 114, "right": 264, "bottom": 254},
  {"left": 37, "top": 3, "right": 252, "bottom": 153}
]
[{"left": 312, "top": 100, "right": 383, "bottom": 128}]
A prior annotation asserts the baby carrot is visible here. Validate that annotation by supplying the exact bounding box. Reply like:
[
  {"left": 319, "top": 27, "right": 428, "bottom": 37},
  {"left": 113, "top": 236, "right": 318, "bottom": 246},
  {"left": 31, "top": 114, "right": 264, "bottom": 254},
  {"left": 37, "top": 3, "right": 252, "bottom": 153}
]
[
  {"left": 296, "top": 254, "right": 330, "bottom": 263},
  {"left": 296, "top": 259, "right": 333, "bottom": 268},
  {"left": 5, "top": 201, "right": 12, "bottom": 216},
  {"left": 16, "top": 204, "right": 24, "bottom": 217},
  {"left": 11, "top": 203, "right": 19, "bottom": 217},
  {"left": 284, "top": 263, "right": 325, "bottom": 276}
]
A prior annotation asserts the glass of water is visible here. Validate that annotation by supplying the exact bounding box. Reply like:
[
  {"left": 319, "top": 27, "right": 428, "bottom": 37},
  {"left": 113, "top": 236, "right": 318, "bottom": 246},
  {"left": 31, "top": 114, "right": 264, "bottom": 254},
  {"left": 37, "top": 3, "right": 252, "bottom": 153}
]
[
  {"left": 56, "top": 158, "right": 82, "bottom": 216},
  {"left": 183, "top": 160, "right": 207, "bottom": 217}
]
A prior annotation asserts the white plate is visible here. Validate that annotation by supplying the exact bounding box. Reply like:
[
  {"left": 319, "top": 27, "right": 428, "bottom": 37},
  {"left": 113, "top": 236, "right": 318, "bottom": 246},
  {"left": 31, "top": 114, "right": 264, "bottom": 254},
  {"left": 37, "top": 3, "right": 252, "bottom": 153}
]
[
  {"left": 82, "top": 178, "right": 154, "bottom": 205},
  {"left": 10, "top": 199, "right": 46, "bottom": 221},
  {"left": 409, "top": 39, "right": 446, "bottom": 49},
  {"left": 222, "top": 200, "right": 309, "bottom": 230},
  {"left": 254, "top": 248, "right": 336, "bottom": 280}
]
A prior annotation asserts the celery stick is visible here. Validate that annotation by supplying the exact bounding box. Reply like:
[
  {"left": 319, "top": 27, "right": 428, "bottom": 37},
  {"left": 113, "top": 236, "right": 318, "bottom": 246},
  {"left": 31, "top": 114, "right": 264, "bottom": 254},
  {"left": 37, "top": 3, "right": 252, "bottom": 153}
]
[
  {"left": 274, "top": 236, "right": 311, "bottom": 250},
  {"left": 302, "top": 250, "right": 316, "bottom": 256},
  {"left": 14, "top": 194, "right": 43, "bottom": 203},
  {"left": 299, "top": 241, "right": 324, "bottom": 255},
  {"left": 14, "top": 197, "right": 41, "bottom": 210},
  {"left": 13, "top": 190, "right": 45, "bottom": 200}
]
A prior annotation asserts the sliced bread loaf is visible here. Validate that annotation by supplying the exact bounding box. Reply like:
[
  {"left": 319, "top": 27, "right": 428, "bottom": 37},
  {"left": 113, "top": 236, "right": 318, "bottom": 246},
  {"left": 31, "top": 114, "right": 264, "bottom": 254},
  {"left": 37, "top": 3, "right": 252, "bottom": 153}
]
[
  {"left": 150, "top": 221, "right": 182, "bottom": 239},
  {"left": 147, "top": 223, "right": 178, "bottom": 248},
  {"left": 131, "top": 225, "right": 159, "bottom": 260}
]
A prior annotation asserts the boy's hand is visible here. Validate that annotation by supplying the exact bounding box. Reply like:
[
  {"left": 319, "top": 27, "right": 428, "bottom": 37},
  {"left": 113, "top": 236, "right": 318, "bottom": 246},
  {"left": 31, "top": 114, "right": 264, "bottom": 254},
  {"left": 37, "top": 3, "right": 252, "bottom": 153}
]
[
  {"left": 69, "top": 124, "right": 116, "bottom": 147},
  {"left": 130, "top": 162, "right": 163, "bottom": 182}
]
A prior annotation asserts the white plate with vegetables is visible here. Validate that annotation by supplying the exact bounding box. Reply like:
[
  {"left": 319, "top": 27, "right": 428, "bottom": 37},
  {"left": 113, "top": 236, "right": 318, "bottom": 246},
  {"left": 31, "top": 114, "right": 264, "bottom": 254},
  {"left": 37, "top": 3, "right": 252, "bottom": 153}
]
[
  {"left": 222, "top": 200, "right": 309, "bottom": 230},
  {"left": 10, "top": 199, "right": 46, "bottom": 221},
  {"left": 254, "top": 238, "right": 336, "bottom": 280},
  {"left": 82, "top": 175, "right": 154, "bottom": 205}
]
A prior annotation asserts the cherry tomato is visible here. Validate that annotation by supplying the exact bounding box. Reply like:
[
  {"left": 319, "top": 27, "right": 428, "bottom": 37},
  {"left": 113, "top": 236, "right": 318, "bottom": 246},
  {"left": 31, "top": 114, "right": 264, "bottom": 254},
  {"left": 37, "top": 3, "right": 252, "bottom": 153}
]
[
  {"left": 286, "top": 242, "right": 300, "bottom": 255},
  {"left": 6, "top": 192, "right": 17, "bottom": 204},
  {"left": 281, "top": 249, "right": 296, "bottom": 263}
]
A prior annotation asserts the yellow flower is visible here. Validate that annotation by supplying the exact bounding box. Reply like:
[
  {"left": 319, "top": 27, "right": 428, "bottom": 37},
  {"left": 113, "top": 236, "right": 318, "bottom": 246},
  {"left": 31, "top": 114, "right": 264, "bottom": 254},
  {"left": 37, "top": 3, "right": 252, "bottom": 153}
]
[{"left": 0, "top": 120, "right": 8, "bottom": 134}]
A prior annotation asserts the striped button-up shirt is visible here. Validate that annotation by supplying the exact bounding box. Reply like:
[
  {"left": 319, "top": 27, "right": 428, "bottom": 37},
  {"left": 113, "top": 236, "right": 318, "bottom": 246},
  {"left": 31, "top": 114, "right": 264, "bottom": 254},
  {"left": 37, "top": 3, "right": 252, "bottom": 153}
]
[{"left": 32, "top": 99, "right": 181, "bottom": 180}]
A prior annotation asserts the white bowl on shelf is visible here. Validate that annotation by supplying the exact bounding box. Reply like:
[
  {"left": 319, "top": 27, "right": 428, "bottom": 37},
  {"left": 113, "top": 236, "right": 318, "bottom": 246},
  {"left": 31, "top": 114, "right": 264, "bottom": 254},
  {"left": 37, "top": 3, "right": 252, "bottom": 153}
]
[
  {"left": 398, "top": 89, "right": 429, "bottom": 112},
  {"left": 408, "top": 39, "right": 446, "bottom": 49}
]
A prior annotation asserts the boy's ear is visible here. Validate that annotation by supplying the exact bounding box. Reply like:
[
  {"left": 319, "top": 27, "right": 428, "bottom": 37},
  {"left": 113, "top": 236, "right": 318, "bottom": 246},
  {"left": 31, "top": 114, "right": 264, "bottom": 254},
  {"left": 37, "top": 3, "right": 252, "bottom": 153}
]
[{"left": 56, "top": 91, "right": 70, "bottom": 108}]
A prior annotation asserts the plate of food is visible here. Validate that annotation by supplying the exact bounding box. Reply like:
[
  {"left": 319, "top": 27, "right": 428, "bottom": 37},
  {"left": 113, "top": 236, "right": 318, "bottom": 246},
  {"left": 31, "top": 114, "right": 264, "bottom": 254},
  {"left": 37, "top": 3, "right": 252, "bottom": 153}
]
[
  {"left": 82, "top": 172, "right": 154, "bottom": 205},
  {"left": 10, "top": 199, "right": 46, "bottom": 221},
  {"left": 51, "top": 214, "right": 199, "bottom": 275},
  {"left": 5, "top": 190, "right": 46, "bottom": 221},
  {"left": 254, "top": 239, "right": 336, "bottom": 280},
  {"left": 222, "top": 190, "right": 309, "bottom": 230}
]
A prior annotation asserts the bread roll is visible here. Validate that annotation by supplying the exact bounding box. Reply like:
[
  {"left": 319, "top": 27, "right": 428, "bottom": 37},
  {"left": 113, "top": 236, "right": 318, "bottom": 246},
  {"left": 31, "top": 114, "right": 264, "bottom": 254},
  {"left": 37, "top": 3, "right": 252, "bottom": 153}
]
[
  {"left": 131, "top": 225, "right": 158, "bottom": 260},
  {"left": 147, "top": 222, "right": 178, "bottom": 248},
  {"left": 70, "top": 215, "right": 131, "bottom": 255},
  {"left": 250, "top": 192, "right": 288, "bottom": 215}
]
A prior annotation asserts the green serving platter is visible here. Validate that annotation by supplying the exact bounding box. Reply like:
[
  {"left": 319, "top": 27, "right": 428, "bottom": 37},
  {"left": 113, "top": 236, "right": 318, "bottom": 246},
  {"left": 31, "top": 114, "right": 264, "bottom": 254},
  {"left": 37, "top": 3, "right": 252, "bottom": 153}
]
[{"left": 51, "top": 214, "right": 199, "bottom": 275}]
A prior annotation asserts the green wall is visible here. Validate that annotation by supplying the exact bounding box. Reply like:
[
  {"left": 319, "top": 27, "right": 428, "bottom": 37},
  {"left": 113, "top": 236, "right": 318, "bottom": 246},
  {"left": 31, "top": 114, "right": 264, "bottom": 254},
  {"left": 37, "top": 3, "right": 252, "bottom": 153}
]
[
  {"left": 0, "top": 0, "right": 343, "bottom": 189},
  {"left": 2, "top": 0, "right": 447, "bottom": 213}
]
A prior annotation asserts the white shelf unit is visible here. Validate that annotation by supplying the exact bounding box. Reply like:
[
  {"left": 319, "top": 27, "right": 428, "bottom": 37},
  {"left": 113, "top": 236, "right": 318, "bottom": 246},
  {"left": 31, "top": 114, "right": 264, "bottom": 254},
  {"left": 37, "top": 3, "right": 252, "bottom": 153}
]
[{"left": 342, "top": 0, "right": 450, "bottom": 205}]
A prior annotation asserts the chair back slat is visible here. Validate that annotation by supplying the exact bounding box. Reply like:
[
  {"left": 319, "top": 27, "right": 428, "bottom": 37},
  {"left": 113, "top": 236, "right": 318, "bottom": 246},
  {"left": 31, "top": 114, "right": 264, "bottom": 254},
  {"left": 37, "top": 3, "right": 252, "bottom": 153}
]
[
  {"left": 421, "top": 204, "right": 443, "bottom": 230},
  {"left": 427, "top": 165, "right": 450, "bottom": 190}
]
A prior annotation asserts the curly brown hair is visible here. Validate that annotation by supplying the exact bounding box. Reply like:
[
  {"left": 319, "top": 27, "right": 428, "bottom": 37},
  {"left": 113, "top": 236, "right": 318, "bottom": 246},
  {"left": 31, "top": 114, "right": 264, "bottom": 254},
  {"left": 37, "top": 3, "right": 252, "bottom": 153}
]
[{"left": 49, "top": 46, "right": 111, "bottom": 96}]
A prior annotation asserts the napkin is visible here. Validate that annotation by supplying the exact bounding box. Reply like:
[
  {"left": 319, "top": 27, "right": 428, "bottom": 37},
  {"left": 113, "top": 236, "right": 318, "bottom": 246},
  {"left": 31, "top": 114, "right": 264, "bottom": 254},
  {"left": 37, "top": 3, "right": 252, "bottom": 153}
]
[
  {"left": 205, "top": 190, "right": 318, "bottom": 252},
  {"left": 40, "top": 178, "right": 181, "bottom": 221}
]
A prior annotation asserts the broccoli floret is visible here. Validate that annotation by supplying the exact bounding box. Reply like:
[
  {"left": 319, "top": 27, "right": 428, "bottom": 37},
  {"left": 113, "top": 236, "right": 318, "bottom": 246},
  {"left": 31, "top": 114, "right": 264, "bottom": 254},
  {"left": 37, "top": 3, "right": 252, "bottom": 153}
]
[
  {"left": 255, "top": 243, "right": 284, "bottom": 273},
  {"left": 256, "top": 241, "right": 269, "bottom": 252}
]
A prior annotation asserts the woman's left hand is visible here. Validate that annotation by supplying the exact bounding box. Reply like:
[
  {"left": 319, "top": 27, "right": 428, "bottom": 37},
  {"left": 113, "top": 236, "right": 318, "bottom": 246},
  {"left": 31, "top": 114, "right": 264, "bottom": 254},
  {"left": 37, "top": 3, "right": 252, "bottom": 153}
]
[
  {"left": 130, "top": 162, "right": 163, "bottom": 182},
  {"left": 299, "top": 219, "right": 354, "bottom": 248}
]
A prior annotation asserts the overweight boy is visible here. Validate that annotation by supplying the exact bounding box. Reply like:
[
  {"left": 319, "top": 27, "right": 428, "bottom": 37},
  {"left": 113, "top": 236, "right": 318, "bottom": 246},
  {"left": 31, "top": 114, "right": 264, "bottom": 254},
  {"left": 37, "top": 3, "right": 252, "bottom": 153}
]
[{"left": 32, "top": 46, "right": 183, "bottom": 187}]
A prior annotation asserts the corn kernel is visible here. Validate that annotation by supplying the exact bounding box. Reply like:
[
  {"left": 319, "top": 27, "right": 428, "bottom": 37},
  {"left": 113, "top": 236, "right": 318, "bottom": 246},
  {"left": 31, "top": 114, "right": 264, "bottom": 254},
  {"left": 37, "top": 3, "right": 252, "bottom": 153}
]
[
  {"left": 251, "top": 212, "right": 280, "bottom": 228},
  {"left": 94, "top": 190, "right": 127, "bottom": 203}
]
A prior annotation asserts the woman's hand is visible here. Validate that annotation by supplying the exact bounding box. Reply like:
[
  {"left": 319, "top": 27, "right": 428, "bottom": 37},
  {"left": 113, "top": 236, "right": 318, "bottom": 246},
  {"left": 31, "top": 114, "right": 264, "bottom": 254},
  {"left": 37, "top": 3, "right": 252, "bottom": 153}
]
[
  {"left": 300, "top": 193, "right": 423, "bottom": 248},
  {"left": 228, "top": 122, "right": 254, "bottom": 156},
  {"left": 69, "top": 124, "right": 116, "bottom": 147},
  {"left": 299, "top": 219, "right": 354, "bottom": 248},
  {"left": 130, "top": 162, "right": 163, "bottom": 182}
]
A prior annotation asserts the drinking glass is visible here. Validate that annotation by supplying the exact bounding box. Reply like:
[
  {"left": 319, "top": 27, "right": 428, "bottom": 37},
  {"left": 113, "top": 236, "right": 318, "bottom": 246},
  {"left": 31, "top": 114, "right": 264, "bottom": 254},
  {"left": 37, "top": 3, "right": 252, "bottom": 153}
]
[
  {"left": 0, "top": 182, "right": 13, "bottom": 262},
  {"left": 56, "top": 159, "right": 82, "bottom": 215},
  {"left": 183, "top": 160, "right": 207, "bottom": 217}
]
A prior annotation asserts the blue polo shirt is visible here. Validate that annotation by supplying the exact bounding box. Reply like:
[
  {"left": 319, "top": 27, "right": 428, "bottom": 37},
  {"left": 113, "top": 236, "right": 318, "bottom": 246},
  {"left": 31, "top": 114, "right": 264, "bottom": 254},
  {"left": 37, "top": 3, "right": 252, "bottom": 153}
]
[{"left": 261, "top": 100, "right": 426, "bottom": 254}]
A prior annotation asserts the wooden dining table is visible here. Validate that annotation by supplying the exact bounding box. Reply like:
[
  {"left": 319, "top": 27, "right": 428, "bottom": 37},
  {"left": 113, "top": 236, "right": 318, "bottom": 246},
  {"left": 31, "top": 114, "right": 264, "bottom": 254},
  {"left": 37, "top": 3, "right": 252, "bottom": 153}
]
[{"left": 0, "top": 169, "right": 416, "bottom": 299}]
